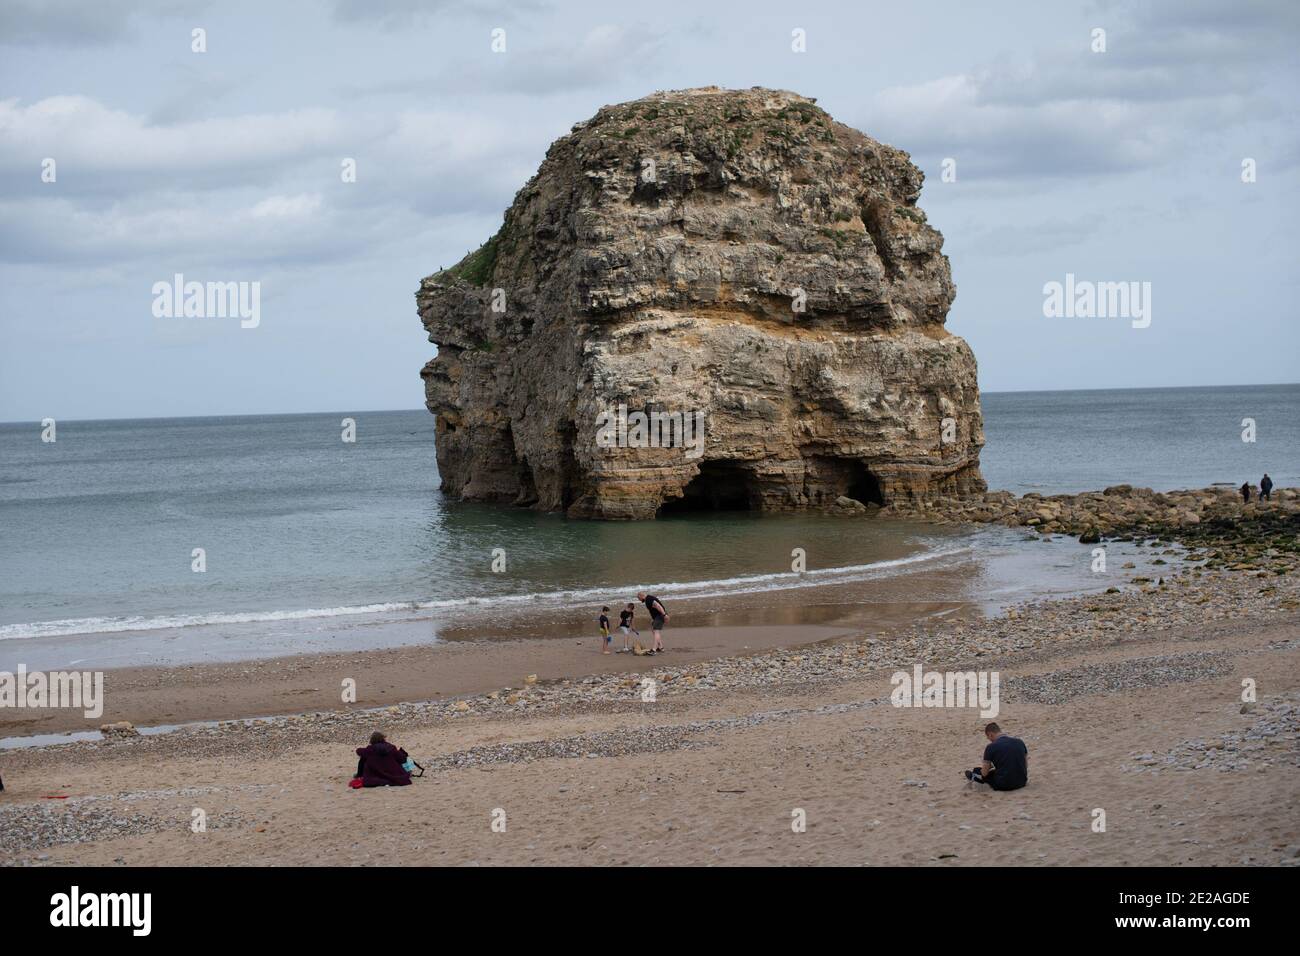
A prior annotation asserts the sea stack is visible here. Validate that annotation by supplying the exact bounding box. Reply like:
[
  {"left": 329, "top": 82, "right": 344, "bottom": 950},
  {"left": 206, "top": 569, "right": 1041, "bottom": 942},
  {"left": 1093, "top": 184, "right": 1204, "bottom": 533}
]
[{"left": 418, "top": 86, "right": 985, "bottom": 519}]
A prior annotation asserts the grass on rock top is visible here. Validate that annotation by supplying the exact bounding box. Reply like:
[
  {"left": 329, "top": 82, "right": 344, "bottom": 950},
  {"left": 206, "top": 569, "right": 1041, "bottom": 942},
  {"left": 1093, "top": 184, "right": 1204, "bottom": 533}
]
[{"left": 440, "top": 231, "right": 501, "bottom": 287}]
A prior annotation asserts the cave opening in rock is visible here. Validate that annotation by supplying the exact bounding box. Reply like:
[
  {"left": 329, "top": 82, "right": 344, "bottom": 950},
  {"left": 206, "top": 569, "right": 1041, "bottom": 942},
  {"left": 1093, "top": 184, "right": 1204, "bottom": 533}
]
[
  {"left": 844, "top": 460, "right": 885, "bottom": 506},
  {"left": 513, "top": 457, "right": 538, "bottom": 507},
  {"left": 658, "top": 461, "right": 760, "bottom": 514},
  {"left": 805, "top": 455, "right": 886, "bottom": 507}
]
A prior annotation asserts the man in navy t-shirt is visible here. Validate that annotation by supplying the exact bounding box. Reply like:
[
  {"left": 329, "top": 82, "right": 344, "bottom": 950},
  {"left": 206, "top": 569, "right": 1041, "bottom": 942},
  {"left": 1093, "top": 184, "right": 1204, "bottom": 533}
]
[{"left": 964, "top": 722, "right": 1028, "bottom": 791}]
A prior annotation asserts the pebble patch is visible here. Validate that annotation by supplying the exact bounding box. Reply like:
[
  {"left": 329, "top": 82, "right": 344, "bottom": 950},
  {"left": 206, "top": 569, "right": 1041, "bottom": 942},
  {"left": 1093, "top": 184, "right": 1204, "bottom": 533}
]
[{"left": 1005, "top": 652, "right": 1232, "bottom": 704}]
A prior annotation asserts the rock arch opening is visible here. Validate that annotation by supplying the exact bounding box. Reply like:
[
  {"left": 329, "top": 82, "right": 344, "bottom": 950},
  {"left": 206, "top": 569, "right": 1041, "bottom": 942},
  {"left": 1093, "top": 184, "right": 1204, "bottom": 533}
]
[
  {"left": 804, "top": 455, "right": 885, "bottom": 507},
  {"left": 658, "top": 460, "right": 761, "bottom": 514}
]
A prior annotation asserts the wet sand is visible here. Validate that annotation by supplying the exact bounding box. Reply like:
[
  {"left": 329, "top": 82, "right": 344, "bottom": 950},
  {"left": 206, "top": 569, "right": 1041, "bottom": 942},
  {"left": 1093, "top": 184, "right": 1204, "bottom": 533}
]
[
  {"left": 2, "top": 523, "right": 1157, "bottom": 677},
  {"left": 1, "top": 531, "right": 1174, "bottom": 738},
  {"left": 1, "top": 596, "right": 974, "bottom": 737},
  {"left": 2, "top": 572, "right": 991, "bottom": 735},
  {"left": 2, "top": 526, "right": 1167, "bottom": 740}
]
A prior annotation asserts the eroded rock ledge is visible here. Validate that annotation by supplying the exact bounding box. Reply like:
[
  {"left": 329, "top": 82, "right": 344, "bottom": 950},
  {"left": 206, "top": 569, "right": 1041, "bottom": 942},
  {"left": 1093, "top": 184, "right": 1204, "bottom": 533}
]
[
  {"left": 418, "top": 86, "right": 984, "bottom": 519},
  {"left": 890, "top": 485, "right": 1300, "bottom": 575}
]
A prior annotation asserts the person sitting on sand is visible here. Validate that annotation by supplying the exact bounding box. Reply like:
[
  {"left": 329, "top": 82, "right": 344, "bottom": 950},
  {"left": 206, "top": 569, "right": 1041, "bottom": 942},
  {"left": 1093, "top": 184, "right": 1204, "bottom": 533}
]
[
  {"left": 1260, "top": 473, "right": 1273, "bottom": 502},
  {"left": 964, "top": 722, "right": 1028, "bottom": 791},
  {"left": 637, "top": 591, "right": 669, "bottom": 653},
  {"left": 598, "top": 606, "right": 612, "bottom": 655},
  {"left": 354, "top": 731, "right": 412, "bottom": 787},
  {"left": 617, "top": 602, "right": 640, "bottom": 653}
]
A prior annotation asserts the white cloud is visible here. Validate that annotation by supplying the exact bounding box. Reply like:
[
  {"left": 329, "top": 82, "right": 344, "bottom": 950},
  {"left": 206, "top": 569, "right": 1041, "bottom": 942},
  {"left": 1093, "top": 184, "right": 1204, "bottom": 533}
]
[
  {"left": 341, "top": 23, "right": 668, "bottom": 98},
  {"left": 859, "top": 0, "right": 1298, "bottom": 183},
  {"left": 330, "top": 0, "right": 548, "bottom": 31},
  {"left": 0, "top": 96, "right": 352, "bottom": 177},
  {"left": 250, "top": 194, "right": 323, "bottom": 219},
  {"left": 0, "top": 92, "right": 545, "bottom": 270},
  {"left": 0, "top": 192, "right": 343, "bottom": 266},
  {"left": 0, "top": 0, "right": 210, "bottom": 47}
]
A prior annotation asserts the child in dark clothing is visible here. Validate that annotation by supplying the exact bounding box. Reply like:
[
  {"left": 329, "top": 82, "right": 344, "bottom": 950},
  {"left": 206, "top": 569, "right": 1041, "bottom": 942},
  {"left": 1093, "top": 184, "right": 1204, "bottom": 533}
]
[
  {"left": 617, "top": 603, "right": 640, "bottom": 653},
  {"left": 598, "top": 606, "right": 612, "bottom": 654}
]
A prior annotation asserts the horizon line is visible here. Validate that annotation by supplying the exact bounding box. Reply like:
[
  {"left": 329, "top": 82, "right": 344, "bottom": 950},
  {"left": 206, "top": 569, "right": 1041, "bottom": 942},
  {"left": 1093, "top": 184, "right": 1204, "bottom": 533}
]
[{"left": 1, "top": 381, "right": 1295, "bottom": 426}]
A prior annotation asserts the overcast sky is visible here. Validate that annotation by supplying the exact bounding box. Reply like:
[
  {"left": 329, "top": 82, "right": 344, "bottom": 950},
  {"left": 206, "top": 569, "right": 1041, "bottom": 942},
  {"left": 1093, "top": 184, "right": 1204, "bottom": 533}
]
[{"left": 1, "top": 0, "right": 1296, "bottom": 421}]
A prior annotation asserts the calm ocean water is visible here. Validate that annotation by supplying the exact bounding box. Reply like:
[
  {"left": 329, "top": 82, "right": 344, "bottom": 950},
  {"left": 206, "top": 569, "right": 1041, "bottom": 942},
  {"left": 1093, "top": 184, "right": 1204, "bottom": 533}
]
[
  {"left": 979, "top": 384, "right": 1296, "bottom": 494},
  {"left": 0, "top": 384, "right": 1294, "bottom": 663}
]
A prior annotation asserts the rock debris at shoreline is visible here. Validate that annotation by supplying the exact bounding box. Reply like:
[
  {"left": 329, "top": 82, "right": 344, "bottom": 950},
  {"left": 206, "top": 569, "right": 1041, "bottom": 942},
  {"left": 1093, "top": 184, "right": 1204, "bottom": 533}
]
[{"left": 888, "top": 483, "right": 1299, "bottom": 558}]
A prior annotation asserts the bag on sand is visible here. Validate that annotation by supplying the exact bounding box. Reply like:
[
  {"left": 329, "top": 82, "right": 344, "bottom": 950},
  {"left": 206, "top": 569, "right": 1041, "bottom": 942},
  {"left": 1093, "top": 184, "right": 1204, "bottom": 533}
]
[
  {"left": 348, "top": 777, "right": 364, "bottom": 789},
  {"left": 402, "top": 758, "right": 425, "bottom": 778}
]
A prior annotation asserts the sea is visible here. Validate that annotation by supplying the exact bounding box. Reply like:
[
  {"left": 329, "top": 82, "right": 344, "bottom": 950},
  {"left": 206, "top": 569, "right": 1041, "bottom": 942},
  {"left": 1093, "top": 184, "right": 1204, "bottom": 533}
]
[{"left": 0, "top": 384, "right": 1294, "bottom": 669}]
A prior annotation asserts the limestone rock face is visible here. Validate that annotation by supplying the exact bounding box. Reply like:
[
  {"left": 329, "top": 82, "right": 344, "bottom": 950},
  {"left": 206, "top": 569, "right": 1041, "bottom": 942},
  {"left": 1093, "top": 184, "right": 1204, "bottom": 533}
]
[{"left": 418, "top": 87, "right": 985, "bottom": 519}]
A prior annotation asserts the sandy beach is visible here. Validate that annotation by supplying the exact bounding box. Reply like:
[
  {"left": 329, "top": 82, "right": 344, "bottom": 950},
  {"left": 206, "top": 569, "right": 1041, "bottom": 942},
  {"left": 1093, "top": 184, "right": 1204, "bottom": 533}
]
[
  {"left": 3, "top": 556, "right": 1296, "bottom": 867},
  {"left": 1, "top": 623, "right": 861, "bottom": 736}
]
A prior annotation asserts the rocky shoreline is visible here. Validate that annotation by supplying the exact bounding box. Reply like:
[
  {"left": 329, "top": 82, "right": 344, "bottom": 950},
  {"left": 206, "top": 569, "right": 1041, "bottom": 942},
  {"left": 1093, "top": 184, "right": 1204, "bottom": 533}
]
[{"left": 882, "top": 483, "right": 1299, "bottom": 572}]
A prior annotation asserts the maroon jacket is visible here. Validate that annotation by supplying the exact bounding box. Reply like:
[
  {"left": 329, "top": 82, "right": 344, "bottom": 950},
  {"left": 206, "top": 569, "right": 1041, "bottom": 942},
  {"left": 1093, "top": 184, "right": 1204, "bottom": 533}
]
[{"left": 354, "top": 741, "right": 412, "bottom": 787}]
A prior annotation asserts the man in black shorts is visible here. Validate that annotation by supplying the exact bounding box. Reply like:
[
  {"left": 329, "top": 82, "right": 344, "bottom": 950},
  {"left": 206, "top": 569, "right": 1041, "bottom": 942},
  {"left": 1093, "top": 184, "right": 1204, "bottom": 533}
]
[
  {"left": 964, "top": 722, "right": 1028, "bottom": 791},
  {"left": 637, "top": 591, "right": 668, "bottom": 653}
]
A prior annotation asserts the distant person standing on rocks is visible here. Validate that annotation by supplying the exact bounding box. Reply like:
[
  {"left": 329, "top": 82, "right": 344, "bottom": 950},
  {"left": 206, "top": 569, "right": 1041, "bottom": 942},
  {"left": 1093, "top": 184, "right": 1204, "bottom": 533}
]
[
  {"left": 637, "top": 591, "right": 668, "bottom": 653},
  {"left": 1260, "top": 474, "right": 1273, "bottom": 501},
  {"left": 1240, "top": 482, "right": 1252, "bottom": 503},
  {"left": 964, "top": 722, "right": 1028, "bottom": 791}
]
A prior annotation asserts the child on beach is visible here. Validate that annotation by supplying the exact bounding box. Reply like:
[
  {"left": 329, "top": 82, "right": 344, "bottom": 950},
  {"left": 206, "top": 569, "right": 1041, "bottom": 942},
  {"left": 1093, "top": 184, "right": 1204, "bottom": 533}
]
[
  {"left": 617, "top": 602, "right": 640, "bottom": 652},
  {"left": 598, "top": 606, "right": 612, "bottom": 654}
]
